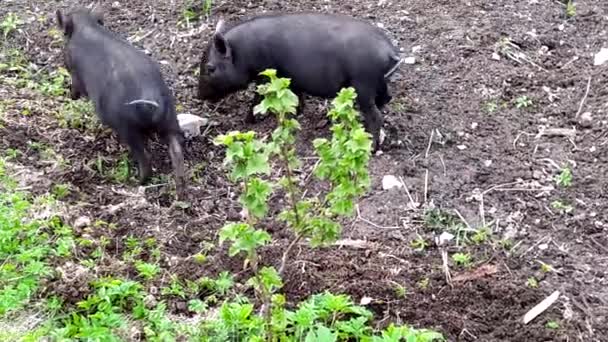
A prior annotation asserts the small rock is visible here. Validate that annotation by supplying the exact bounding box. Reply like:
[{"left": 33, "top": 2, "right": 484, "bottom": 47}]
[
  {"left": 412, "top": 45, "right": 422, "bottom": 53},
  {"left": 471, "top": 122, "right": 478, "bottom": 129},
  {"left": 491, "top": 52, "right": 501, "bottom": 61},
  {"left": 360, "top": 296, "right": 373, "bottom": 305},
  {"left": 538, "top": 243, "right": 549, "bottom": 250},
  {"left": 484, "top": 160, "right": 493, "bottom": 167},
  {"left": 558, "top": 24, "right": 564, "bottom": 31},
  {"left": 594, "top": 48, "right": 608, "bottom": 66},
  {"left": 457, "top": 145, "right": 467, "bottom": 150},
  {"left": 403, "top": 57, "right": 416, "bottom": 64},
  {"left": 382, "top": 175, "right": 403, "bottom": 190},
  {"left": 144, "top": 294, "right": 157, "bottom": 308},
  {"left": 112, "top": 1, "right": 120, "bottom": 9},
  {"left": 177, "top": 113, "right": 209, "bottom": 139},
  {"left": 377, "top": 0, "right": 388, "bottom": 7},
  {"left": 590, "top": 146, "right": 597, "bottom": 152},
  {"left": 376, "top": 23, "right": 385, "bottom": 29},
  {"left": 579, "top": 112, "right": 593, "bottom": 128},
  {"left": 438, "top": 232, "right": 454, "bottom": 246},
  {"left": 74, "top": 216, "right": 91, "bottom": 229}
]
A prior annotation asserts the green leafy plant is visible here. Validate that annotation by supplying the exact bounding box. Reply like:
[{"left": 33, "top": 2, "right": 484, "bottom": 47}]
[
  {"left": 546, "top": 320, "right": 560, "bottom": 329},
  {"left": 526, "top": 277, "right": 539, "bottom": 288},
  {"left": 1, "top": 13, "right": 23, "bottom": 38},
  {"left": 57, "top": 99, "right": 99, "bottom": 131},
  {"left": 538, "top": 261, "right": 554, "bottom": 274},
  {"left": 452, "top": 252, "right": 472, "bottom": 268},
  {"left": 135, "top": 261, "right": 161, "bottom": 280},
  {"left": 51, "top": 183, "right": 71, "bottom": 200},
  {"left": 565, "top": 0, "right": 576, "bottom": 17},
  {"left": 515, "top": 95, "right": 533, "bottom": 109},
  {"left": 555, "top": 167, "right": 572, "bottom": 188},
  {"left": 551, "top": 200, "right": 573, "bottom": 214},
  {"left": 410, "top": 234, "right": 429, "bottom": 251}
]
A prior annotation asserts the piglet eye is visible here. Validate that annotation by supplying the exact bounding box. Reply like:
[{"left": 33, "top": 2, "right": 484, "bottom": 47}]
[{"left": 206, "top": 63, "right": 216, "bottom": 74}]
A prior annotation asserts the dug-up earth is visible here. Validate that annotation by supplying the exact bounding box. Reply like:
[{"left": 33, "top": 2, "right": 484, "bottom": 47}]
[{"left": 2, "top": 0, "right": 608, "bottom": 341}]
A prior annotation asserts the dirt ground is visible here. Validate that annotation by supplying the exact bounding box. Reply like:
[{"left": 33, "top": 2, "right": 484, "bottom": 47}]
[{"left": 2, "top": 0, "right": 608, "bottom": 340}]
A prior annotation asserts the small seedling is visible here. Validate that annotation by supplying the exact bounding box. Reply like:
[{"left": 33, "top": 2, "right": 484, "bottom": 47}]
[
  {"left": 545, "top": 321, "right": 560, "bottom": 329},
  {"left": 193, "top": 253, "right": 207, "bottom": 264},
  {"left": 515, "top": 95, "right": 533, "bottom": 109},
  {"left": 539, "top": 261, "right": 554, "bottom": 273},
  {"left": 417, "top": 277, "right": 430, "bottom": 290},
  {"left": 1, "top": 13, "right": 23, "bottom": 38},
  {"left": 565, "top": 1, "right": 576, "bottom": 18},
  {"left": 452, "top": 252, "right": 472, "bottom": 267},
  {"left": 526, "top": 277, "right": 539, "bottom": 288},
  {"left": 471, "top": 227, "right": 491, "bottom": 244},
  {"left": 51, "top": 183, "right": 71, "bottom": 200},
  {"left": 410, "top": 234, "right": 428, "bottom": 251},
  {"left": 393, "top": 283, "right": 407, "bottom": 299},
  {"left": 484, "top": 100, "right": 498, "bottom": 113},
  {"left": 4, "top": 148, "right": 21, "bottom": 160},
  {"left": 555, "top": 167, "right": 572, "bottom": 188},
  {"left": 135, "top": 261, "right": 161, "bottom": 280},
  {"left": 550, "top": 200, "right": 573, "bottom": 214},
  {"left": 188, "top": 299, "right": 208, "bottom": 314}
]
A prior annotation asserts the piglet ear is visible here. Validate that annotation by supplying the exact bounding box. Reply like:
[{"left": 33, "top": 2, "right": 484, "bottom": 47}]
[
  {"left": 90, "top": 6, "right": 104, "bottom": 25},
  {"left": 56, "top": 10, "right": 74, "bottom": 37},
  {"left": 213, "top": 32, "right": 232, "bottom": 59}
]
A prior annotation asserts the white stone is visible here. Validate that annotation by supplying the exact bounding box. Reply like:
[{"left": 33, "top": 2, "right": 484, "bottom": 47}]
[
  {"left": 594, "top": 48, "right": 608, "bottom": 66},
  {"left": 382, "top": 175, "right": 403, "bottom": 190},
  {"left": 492, "top": 52, "right": 501, "bottom": 61},
  {"left": 484, "top": 160, "right": 492, "bottom": 167},
  {"left": 177, "top": 113, "right": 209, "bottom": 139},
  {"left": 74, "top": 216, "right": 91, "bottom": 229},
  {"left": 412, "top": 45, "right": 422, "bottom": 53},
  {"left": 438, "top": 232, "right": 454, "bottom": 245},
  {"left": 403, "top": 57, "right": 416, "bottom": 64}
]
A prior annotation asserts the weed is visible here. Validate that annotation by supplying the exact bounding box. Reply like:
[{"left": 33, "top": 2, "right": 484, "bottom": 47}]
[
  {"left": 471, "top": 227, "right": 491, "bottom": 244},
  {"left": 393, "top": 283, "right": 407, "bottom": 299},
  {"left": 423, "top": 208, "right": 462, "bottom": 233},
  {"left": 452, "top": 252, "right": 472, "bottom": 268},
  {"left": 526, "top": 277, "right": 539, "bottom": 288},
  {"left": 539, "top": 261, "right": 554, "bottom": 273},
  {"left": 565, "top": 1, "right": 576, "bottom": 18},
  {"left": 1, "top": 13, "right": 23, "bottom": 38},
  {"left": 135, "top": 261, "right": 161, "bottom": 280},
  {"left": 193, "top": 253, "right": 207, "bottom": 264},
  {"left": 551, "top": 200, "right": 573, "bottom": 214},
  {"left": 161, "top": 276, "right": 187, "bottom": 299},
  {"left": 555, "top": 167, "right": 572, "bottom": 188},
  {"left": 4, "top": 148, "right": 21, "bottom": 160},
  {"left": 484, "top": 100, "right": 498, "bottom": 113},
  {"left": 417, "top": 277, "right": 430, "bottom": 290},
  {"left": 546, "top": 320, "right": 560, "bottom": 329},
  {"left": 410, "top": 234, "right": 429, "bottom": 251},
  {"left": 57, "top": 100, "right": 99, "bottom": 131},
  {"left": 515, "top": 95, "right": 533, "bottom": 109},
  {"left": 51, "top": 183, "right": 71, "bottom": 200},
  {"left": 38, "top": 68, "right": 70, "bottom": 97}
]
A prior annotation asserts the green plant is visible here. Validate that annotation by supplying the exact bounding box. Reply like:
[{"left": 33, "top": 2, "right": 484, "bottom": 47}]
[
  {"left": 410, "top": 234, "right": 429, "bottom": 251},
  {"left": 57, "top": 99, "right": 99, "bottom": 131},
  {"left": 451, "top": 252, "right": 472, "bottom": 268},
  {"left": 515, "top": 95, "right": 533, "bottom": 109},
  {"left": 546, "top": 320, "right": 560, "bottom": 329},
  {"left": 555, "top": 167, "right": 572, "bottom": 188},
  {"left": 423, "top": 208, "right": 462, "bottom": 233},
  {"left": 4, "top": 148, "right": 21, "bottom": 160},
  {"left": 539, "top": 261, "right": 554, "bottom": 273},
  {"left": 551, "top": 200, "right": 573, "bottom": 214},
  {"left": 135, "top": 261, "right": 161, "bottom": 280},
  {"left": 484, "top": 100, "right": 498, "bottom": 113},
  {"left": 51, "top": 183, "right": 71, "bottom": 200},
  {"left": 38, "top": 68, "right": 70, "bottom": 97},
  {"left": 526, "top": 277, "right": 539, "bottom": 288},
  {"left": 417, "top": 277, "right": 430, "bottom": 290},
  {"left": 471, "top": 227, "right": 491, "bottom": 244},
  {"left": 565, "top": 0, "right": 576, "bottom": 17},
  {"left": 1, "top": 13, "right": 23, "bottom": 38}
]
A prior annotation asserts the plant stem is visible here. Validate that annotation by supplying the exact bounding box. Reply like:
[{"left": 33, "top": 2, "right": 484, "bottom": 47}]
[{"left": 278, "top": 233, "right": 303, "bottom": 275}]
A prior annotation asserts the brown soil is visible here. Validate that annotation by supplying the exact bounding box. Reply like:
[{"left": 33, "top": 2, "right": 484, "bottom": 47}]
[{"left": 2, "top": 0, "right": 608, "bottom": 341}]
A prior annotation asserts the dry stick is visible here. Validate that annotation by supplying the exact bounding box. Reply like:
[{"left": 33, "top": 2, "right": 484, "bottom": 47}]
[
  {"left": 575, "top": 76, "right": 592, "bottom": 119},
  {"left": 398, "top": 176, "right": 416, "bottom": 207},
  {"left": 356, "top": 204, "right": 401, "bottom": 229}
]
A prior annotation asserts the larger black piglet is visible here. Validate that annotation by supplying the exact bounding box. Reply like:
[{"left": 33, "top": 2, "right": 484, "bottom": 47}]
[
  {"left": 56, "top": 7, "right": 186, "bottom": 199},
  {"left": 197, "top": 13, "right": 402, "bottom": 150}
]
